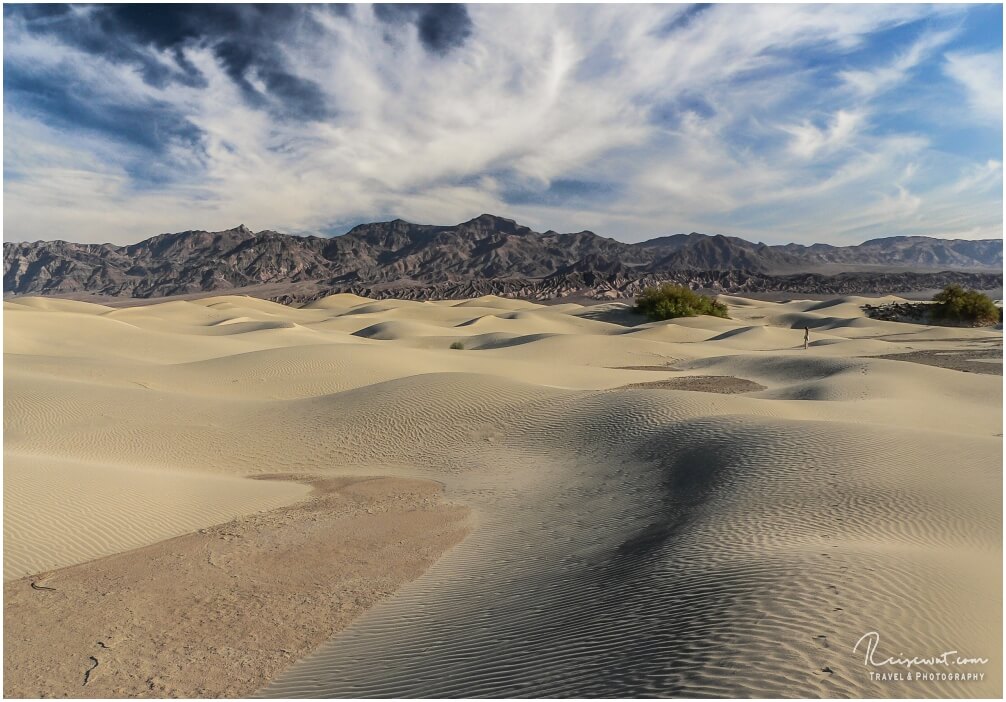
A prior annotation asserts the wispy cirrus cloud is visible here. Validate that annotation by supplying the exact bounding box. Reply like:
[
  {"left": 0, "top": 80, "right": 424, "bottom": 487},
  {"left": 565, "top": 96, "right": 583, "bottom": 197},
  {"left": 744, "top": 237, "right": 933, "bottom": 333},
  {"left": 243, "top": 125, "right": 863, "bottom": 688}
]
[
  {"left": 782, "top": 110, "right": 865, "bottom": 159},
  {"left": 944, "top": 50, "right": 1003, "bottom": 124},
  {"left": 839, "top": 27, "right": 959, "bottom": 98},
  {"left": 3, "top": 3, "right": 1002, "bottom": 245}
]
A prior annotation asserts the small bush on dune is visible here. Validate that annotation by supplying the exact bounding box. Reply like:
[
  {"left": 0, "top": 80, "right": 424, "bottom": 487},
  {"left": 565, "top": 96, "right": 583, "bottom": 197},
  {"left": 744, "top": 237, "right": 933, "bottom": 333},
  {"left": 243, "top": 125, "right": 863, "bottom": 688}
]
[
  {"left": 931, "top": 285, "right": 999, "bottom": 326},
  {"left": 635, "top": 284, "right": 729, "bottom": 321},
  {"left": 450, "top": 341, "right": 465, "bottom": 350}
]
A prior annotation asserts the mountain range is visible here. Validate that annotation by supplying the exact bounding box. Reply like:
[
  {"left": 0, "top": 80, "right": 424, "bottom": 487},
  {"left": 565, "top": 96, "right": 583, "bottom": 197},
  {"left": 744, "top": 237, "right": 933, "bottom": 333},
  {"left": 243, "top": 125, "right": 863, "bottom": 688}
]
[{"left": 4, "top": 214, "right": 1002, "bottom": 301}]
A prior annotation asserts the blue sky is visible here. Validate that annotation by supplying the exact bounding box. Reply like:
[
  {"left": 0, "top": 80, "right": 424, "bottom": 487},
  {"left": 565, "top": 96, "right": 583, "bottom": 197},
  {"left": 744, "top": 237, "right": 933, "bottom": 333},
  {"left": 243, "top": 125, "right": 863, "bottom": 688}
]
[{"left": 3, "top": 3, "right": 1002, "bottom": 245}]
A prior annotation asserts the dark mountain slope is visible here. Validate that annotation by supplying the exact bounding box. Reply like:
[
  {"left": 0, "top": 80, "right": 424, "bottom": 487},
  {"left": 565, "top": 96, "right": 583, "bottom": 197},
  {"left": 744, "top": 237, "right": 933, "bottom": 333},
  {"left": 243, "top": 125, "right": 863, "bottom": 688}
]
[{"left": 4, "top": 214, "right": 1001, "bottom": 299}]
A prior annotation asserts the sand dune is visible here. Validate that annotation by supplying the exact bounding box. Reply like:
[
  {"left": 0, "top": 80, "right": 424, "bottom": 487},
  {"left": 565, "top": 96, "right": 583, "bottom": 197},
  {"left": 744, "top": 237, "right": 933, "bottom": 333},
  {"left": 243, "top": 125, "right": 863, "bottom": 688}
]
[
  {"left": 448, "top": 294, "right": 546, "bottom": 310},
  {"left": 3, "top": 293, "right": 1001, "bottom": 698},
  {"left": 301, "top": 292, "right": 374, "bottom": 309},
  {"left": 4, "top": 454, "right": 310, "bottom": 581}
]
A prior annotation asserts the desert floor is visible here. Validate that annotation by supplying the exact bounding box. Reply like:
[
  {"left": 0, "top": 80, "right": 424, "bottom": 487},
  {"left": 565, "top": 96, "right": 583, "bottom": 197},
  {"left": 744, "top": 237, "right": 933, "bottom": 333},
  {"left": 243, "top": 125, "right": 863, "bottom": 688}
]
[{"left": 3, "top": 293, "right": 1002, "bottom": 698}]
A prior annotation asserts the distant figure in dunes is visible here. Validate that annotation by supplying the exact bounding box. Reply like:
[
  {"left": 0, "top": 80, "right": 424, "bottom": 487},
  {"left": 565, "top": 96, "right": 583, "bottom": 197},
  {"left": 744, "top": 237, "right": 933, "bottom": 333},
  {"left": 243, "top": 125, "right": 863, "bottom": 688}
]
[{"left": 803, "top": 327, "right": 810, "bottom": 350}]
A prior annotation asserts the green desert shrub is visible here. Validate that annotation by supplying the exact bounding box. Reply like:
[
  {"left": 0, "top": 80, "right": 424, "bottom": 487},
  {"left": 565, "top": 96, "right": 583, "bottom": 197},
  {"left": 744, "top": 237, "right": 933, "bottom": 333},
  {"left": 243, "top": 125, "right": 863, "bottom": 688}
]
[
  {"left": 931, "top": 285, "right": 999, "bottom": 326},
  {"left": 635, "top": 284, "right": 729, "bottom": 321},
  {"left": 450, "top": 341, "right": 465, "bottom": 350}
]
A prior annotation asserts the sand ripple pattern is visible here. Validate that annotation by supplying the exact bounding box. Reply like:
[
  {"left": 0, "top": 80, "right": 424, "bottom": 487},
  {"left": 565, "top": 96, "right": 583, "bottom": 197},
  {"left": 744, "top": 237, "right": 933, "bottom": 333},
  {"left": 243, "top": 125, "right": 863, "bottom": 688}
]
[
  {"left": 262, "top": 403, "right": 1001, "bottom": 698},
  {"left": 4, "top": 455, "right": 309, "bottom": 581}
]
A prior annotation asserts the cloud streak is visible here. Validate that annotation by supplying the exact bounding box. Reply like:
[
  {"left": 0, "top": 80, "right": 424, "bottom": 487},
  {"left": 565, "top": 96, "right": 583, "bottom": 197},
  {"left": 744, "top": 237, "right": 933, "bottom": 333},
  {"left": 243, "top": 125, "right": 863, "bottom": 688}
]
[
  {"left": 944, "top": 50, "right": 1003, "bottom": 124},
  {"left": 3, "top": 3, "right": 1002, "bottom": 245}
]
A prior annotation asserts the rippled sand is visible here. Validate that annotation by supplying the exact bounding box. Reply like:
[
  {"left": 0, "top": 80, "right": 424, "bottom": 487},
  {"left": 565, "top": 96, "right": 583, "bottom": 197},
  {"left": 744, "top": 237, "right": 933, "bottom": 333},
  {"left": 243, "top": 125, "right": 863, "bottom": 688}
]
[
  {"left": 4, "top": 475, "right": 469, "bottom": 697},
  {"left": 3, "top": 293, "right": 1002, "bottom": 697}
]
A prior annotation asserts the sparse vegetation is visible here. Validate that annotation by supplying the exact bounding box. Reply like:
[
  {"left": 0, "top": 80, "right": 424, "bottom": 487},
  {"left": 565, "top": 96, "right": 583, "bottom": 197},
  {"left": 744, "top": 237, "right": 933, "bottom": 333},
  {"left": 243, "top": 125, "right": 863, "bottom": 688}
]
[
  {"left": 931, "top": 284, "right": 1000, "bottom": 326},
  {"left": 450, "top": 341, "right": 465, "bottom": 350},
  {"left": 635, "top": 284, "right": 729, "bottom": 321}
]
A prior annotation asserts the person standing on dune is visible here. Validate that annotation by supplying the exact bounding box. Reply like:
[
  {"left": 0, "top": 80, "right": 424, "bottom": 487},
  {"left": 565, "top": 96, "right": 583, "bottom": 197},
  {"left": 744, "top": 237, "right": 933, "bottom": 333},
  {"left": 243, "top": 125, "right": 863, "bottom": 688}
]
[{"left": 803, "top": 327, "right": 810, "bottom": 350}]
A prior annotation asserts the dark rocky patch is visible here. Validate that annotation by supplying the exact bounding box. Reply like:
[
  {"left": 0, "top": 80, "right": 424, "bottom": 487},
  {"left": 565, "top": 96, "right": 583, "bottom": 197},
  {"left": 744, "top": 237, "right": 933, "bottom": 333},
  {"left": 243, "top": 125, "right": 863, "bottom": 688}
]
[
  {"left": 862, "top": 301, "right": 1001, "bottom": 328},
  {"left": 617, "top": 375, "right": 767, "bottom": 394},
  {"left": 870, "top": 349, "right": 1003, "bottom": 376}
]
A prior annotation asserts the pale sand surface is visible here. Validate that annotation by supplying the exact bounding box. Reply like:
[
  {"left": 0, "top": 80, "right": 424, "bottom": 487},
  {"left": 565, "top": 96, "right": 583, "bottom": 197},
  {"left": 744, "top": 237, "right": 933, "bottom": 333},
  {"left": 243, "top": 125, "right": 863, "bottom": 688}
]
[
  {"left": 4, "top": 475, "right": 469, "bottom": 697},
  {"left": 3, "top": 455, "right": 310, "bottom": 581},
  {"left": 3, "top": 292, "right": 1002, "bottom": 697}
]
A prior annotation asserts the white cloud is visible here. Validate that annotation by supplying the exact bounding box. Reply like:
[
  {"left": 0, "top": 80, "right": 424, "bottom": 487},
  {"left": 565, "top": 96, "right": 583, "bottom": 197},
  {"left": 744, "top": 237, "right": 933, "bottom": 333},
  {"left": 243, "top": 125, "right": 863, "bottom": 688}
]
[
  {"left": 944, "top": 50, "right": 1003, "bottom": 123},
  {"left": 840, "top": 28, "right": 958, "bottom": 98},
  {"left": 2, "top": 3, "right": 1000, "bottom": 246},
  {"left": 783, "top": 110, "right": 864, "bottom": 159},
  {"left": 950, "top": 159, "right": 1003, "bottom": 194}
]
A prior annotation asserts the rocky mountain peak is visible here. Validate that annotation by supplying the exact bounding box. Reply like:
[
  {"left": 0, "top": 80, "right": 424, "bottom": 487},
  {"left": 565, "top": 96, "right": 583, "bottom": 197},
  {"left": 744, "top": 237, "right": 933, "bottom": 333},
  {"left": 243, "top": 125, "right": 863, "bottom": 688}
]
[{"left": 460, "top": 213, "right": 527, "bottom": 235}]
